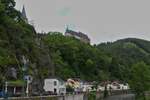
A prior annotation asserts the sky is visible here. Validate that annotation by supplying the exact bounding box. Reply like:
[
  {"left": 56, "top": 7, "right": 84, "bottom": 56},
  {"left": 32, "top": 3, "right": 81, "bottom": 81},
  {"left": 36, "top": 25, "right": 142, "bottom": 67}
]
[{"left": 14, "top": 0, "right": 150, "bottom": 44}]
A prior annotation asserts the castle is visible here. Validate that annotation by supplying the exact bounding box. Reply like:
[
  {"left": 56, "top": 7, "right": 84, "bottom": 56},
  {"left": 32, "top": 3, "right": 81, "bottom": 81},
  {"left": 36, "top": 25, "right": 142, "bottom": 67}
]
[{"left": 65, "top": 28, "right": 90, "bottom": 44}]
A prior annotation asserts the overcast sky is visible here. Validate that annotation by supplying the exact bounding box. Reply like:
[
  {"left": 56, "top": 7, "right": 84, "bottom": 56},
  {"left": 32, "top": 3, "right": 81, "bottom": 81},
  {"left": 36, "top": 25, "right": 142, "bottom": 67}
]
[{"left": 14, "top": 0, "right": 150, "bottom": 44}]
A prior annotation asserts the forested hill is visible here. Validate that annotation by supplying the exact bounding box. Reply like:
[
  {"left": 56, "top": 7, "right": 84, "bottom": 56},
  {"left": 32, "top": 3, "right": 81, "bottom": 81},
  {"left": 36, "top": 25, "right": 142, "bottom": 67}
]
[
  {"left": 97, "top": 38, "right": 150, "bottom": 65},
  {"left": 98, "top": 38, "right": 150, "bottom": 54},
  {"left": 97, "top": 38, "right": 150, "bottom": 80}
]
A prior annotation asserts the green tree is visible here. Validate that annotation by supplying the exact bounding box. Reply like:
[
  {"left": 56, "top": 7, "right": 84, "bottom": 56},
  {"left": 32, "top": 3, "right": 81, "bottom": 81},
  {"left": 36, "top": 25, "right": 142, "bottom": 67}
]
[
  {"left": 129, "top": 62, "right": 150, "bottom": 100},
  {"left": 109, "top": 57, "right": 124, "bottom": 80}
]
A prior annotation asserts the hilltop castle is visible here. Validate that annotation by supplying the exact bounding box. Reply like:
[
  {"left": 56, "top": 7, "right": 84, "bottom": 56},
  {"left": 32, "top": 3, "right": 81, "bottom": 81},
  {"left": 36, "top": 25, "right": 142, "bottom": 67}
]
[{"left": 65, "top": 28, "right": 90, "bottom": 44}]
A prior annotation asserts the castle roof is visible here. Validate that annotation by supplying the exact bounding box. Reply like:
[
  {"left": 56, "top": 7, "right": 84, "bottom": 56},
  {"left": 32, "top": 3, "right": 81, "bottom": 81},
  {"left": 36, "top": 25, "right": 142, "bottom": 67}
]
[{"left": 66, "top": 29, "right": 90, "bottom": 41}]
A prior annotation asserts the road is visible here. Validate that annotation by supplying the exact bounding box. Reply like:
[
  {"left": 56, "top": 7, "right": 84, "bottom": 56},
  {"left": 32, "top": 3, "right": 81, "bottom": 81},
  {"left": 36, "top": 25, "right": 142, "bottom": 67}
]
[{"left": 104, "top": 94, "right": 135, "bottom": 100}]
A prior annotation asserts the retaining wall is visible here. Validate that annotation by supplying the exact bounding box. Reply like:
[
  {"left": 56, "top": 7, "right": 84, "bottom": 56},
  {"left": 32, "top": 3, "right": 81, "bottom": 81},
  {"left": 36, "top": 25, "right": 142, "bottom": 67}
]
[{"left": 0, "top": 94, "right": 84, "bottom": 100}]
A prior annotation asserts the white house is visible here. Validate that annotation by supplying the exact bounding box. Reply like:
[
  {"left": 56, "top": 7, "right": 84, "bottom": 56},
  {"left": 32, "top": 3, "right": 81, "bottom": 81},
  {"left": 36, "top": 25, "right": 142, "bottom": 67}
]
[
  {"left": 98, "top": 85, "right": 105, "bottom": 91},
  {"left": 107, "top": 82, "right": 130, "bottom": 90},
  {"left": 98, "top": 81, "right": 130, "bottom": 91},
  {"left": 107, "top": 82, "right": 120, "bottom": 90},
  {"left": 82, "top": 83, "right": 94, "bottom": 92},
  {"left": 66, "top": 78, "right": 95, "bottom": 92},
  {"left": 119, "top": 83, "right": 130, "bottom": 90},
  {"left": 43, "top": 77, "right": 66, "bottom": 95}
]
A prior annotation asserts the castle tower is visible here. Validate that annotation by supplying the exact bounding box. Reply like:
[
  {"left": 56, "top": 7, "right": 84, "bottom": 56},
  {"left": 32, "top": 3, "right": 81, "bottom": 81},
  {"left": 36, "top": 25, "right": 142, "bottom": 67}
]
[{"left": 22, "top": 5, "right": 28, "bottom": 22}]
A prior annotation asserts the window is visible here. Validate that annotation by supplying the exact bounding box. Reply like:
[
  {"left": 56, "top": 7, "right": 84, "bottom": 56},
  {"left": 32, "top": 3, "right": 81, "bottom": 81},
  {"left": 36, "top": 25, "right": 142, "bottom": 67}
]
[{"left": 54, "top": 81, "right": 57, "bottom": 86}]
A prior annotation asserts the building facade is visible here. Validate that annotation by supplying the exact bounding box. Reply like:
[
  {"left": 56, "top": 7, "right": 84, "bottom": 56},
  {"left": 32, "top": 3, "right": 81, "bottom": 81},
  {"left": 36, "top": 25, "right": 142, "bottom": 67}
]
[{"left": 43, "top": 78, "right": 66, "bottom": 95}]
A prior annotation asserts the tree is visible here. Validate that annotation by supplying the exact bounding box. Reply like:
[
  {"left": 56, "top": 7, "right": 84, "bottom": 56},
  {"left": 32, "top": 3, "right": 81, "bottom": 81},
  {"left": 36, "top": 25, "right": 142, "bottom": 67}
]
[
  {"left": 0, "top": 0, "right": 4, "bottom": 14},
  {"left": 129, "top": 62, "right": 150, "bottom": 100},
  {"left": 109, "top": 57, "right": 124, "bottom": 80}
]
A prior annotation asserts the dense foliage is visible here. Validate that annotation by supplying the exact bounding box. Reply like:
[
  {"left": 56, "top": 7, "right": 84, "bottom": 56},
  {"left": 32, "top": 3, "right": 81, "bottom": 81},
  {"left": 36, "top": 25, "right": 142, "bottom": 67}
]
[
  {"left": 42, "top": 33, "right": 111, "bottom": 81},
  {"left": 129, "top": 62, "right": 150, "bottom": 100},
  {"left": 97, "top": 38, "right": 150, "bottom": 80},
  {"left": 0, "top": 0, "right": 40, "bottom": 85}
]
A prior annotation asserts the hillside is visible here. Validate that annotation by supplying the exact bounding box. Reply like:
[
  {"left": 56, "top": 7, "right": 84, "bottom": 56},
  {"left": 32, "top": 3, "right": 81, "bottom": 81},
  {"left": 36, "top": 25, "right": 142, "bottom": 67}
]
[
  {"left": 97, "top": 38, "right": 150, "bottom": 80},
  {"left": 40, "top": 33, "right": 111, "bottom": 81},
  {"left": 97, "top": 38, "right": 150, "bottom": 65},
  {"left": 0, "top": 0, "right": 53, "bottom": 91},
  {"left": 98, "top": 38, "right": 150, "bottom": 54}
]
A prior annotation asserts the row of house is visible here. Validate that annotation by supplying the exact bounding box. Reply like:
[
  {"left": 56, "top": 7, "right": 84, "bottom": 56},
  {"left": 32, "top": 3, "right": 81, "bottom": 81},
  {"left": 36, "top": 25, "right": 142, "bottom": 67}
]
[
  {"left": 43, "top": 77, "right": 130, "bottom": 95},
  {"left": 0, "top": 77, "right": 130, "bottom": 97}
]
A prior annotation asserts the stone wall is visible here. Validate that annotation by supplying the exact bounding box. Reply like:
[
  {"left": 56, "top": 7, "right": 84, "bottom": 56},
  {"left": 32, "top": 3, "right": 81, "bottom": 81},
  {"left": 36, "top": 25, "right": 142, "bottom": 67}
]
[
  {"left": 64, "top": 94, "right": 84, "bottom": 100},
  {"left": 0, "top": 94, "right": 84, "bottom": 100}
]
